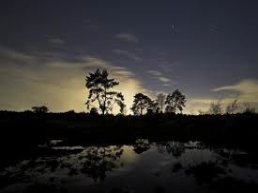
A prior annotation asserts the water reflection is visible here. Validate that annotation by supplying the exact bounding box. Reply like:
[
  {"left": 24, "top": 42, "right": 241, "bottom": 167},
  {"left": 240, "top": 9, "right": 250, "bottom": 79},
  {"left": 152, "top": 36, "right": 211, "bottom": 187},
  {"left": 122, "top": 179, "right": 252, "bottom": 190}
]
[
  {"left": 1, "top": 140, "right": 258, "bottom": 193},
  {"left": 79, "top": 146, "right": 123, "bottom": 181},
  {"left": 156, "top": 141, "right": 186, "bottom": 158},
  {"left": 133, "top": 139, "right": 151, "bottom": 154},
  {"left": 185, "top": 161, "right": 226, "bottom": 185}
]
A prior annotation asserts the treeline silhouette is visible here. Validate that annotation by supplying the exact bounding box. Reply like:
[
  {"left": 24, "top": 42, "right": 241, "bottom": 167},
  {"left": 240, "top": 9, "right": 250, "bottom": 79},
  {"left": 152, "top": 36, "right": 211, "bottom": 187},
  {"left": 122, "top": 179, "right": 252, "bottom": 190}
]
[
  {"left": 85, "top": 69, "right": 255, "bottom": 115},
  {"left": 86, "top": 69, "right": 186, "bottom": 115},
  {"left": 1, "top": 110, "right": 258, "bottom": 150}
]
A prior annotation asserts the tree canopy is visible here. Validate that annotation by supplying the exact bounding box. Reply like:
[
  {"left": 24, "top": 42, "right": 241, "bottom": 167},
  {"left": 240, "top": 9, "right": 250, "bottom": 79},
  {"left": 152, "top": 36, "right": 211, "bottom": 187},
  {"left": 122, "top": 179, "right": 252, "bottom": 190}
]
[
  {"left": 85, "top": 69, "right": 125, "bottom": 115},
  {"left": 165, "top": 89, "right": 186, "bottom": 114},
  {"left": 156, "top": 93, "right": 166, "bottom": 113},
  {"left": 131, "top": 93, "right": 153, "bottom": 115},
  {"left": 32, "top": 106, "right": 49, "bottom": 113}
]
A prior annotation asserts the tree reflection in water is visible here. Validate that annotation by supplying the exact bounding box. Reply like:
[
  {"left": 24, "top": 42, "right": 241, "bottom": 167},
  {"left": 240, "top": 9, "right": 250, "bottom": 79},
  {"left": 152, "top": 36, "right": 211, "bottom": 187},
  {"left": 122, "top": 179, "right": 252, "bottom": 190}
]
[
  {"left": 79, "top": 145, "right": 124, "bottom": 181},
  {"left": 0, "top": 145, "right": 125, "bottom": 190},
  {"left": 2, "top": 141, "right": 258, "bottom": 193},
  {"left": 133, "top": 139, "right": 151, "bottom": 154},
  {"left": 51, "top": 145, "right": 125, "bottom": 182},
  {"left": 156, "top": 141, "right": 185, "bottom": 158}
]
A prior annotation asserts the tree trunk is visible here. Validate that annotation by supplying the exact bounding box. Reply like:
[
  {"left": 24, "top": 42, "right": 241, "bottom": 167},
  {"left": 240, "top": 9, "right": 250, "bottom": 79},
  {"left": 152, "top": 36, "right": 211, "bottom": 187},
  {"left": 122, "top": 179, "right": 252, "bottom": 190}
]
[{"left": 103, "top": 87, "right": 107, "bottom": 115}]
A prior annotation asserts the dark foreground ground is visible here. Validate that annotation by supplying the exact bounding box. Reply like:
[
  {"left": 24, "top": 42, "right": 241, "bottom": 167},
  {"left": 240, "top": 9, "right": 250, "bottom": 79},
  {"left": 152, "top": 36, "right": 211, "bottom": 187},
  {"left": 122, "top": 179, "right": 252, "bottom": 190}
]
[
  {"left": 1, "top": 111, "right": 258, "bottom": 148},
  {"left": 0, "top": 111, "right": 258, "bottom": 193}
]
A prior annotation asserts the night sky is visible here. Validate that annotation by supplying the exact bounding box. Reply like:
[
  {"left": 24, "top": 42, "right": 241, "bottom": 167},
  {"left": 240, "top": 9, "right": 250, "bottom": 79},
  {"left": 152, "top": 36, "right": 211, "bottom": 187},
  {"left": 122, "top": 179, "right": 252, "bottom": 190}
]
[{"left": 0, "top": 0, "right": 258, "bottom": 114}]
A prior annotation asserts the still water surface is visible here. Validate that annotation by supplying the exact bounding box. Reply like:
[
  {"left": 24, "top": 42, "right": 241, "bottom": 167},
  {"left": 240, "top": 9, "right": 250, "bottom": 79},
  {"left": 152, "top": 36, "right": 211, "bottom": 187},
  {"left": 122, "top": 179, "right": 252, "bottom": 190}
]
[{"left": 1, "top": 139, "right": 258, "bottom": 193}]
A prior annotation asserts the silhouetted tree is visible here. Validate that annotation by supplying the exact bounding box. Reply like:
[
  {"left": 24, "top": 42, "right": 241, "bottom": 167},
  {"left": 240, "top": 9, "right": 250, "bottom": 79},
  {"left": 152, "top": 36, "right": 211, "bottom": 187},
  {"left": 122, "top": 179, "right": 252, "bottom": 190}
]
[
  {"left": 209, "top": 101, "right": 222, "bottom": 115},
  {"left": 85, "top": 69, "right": 125, "bottom": 115},
  {"left": 225, "top": 99, "right": 239, "bottom": 114},
  {"left": 156, "top": 93, "right": 166, "bottom": 113},
  {"left": 32, "top": 106, "right": 49, "bottom": 113},
  {"left": 146, "top": 107, "right": 154, "bottom": 115},
  {"left": 165, "top": 105, "right": 175, "bottom": 114},
  {"left": 149, "top": 100, "right": 160, "bottom": 114},
  {"left": 131, "top": 93, "right": 152, "bottom": 115},
  {"left": 90, "top": 107, "right": 99, "bottom": 115},
  {"left": 242, "top": 103, "right": 256, "bottom": 114},
  {"left": 165, "top": 89, "right": 186, "bottom": 113}
]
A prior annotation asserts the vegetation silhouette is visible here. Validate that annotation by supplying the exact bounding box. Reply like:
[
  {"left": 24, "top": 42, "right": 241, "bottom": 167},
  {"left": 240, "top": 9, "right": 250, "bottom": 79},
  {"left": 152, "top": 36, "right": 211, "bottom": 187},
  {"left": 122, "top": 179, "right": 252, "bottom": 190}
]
[
  {"left": 225, "top": 99, "right": 238, "bottom": 114},
  {"left": 201, "top": 100, "right": 257, "bottom": 115},
  {"left": 165, "top": 89, "right": 186, "bottom": 114},
  {"left": 131, "top": 93, "right": 152, "bottom": 115},
  {"left": 209, "top": 101, "right": 223, "bottom": 115},
  {"left": 156, "top": 93, "right": 166, "bottom": 113},
  {"left": 32, "top": 106, "right": 49, "bottom": 113},
  {"left": 85, "top": 69, "right": 125, "bottom": 115}
]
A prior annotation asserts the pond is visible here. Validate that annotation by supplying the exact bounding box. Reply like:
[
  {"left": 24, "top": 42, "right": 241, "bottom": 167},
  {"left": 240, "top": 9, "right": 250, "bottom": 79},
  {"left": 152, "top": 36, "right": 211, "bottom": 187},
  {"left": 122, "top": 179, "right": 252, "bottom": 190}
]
[{"left": 1, "top": 139, "right": 258, "bottom": 193}]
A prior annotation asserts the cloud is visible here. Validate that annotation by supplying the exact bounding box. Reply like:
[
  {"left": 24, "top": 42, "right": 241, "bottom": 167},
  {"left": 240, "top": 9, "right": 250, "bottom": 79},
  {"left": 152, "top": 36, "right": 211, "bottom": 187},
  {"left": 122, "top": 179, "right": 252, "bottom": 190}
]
[
  {"left": 0, "top": 47, "right": 149, "bottom": 114},
  {"left": 111, "top": 68, "right": 135, "bottom": 78},
  {"left": 48, "top": 38, "right": 65, "bottom": 45},
  {"left": 212, "top": 79, "right": 258, "bottom": 103},
  {"left": 158, "top": 77, "right": 171, "bottom": 83},
  {"left": 115, "top": 33, "right": 139, "bottom": 44},
  {"left": 147, "top": 70, "right": 172, "bottom": 85},
  {"left": 0, "top": 46, "right": 35, "bottom": 62},
  {"left": 147, "top": 70, "right": 162, "bottom": 76},
  {"left": 113, "top": 49, "right": 141, "bottom": 61},
  {"left": 45, "top": 56, "right": 112, "bottom": 69}
]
